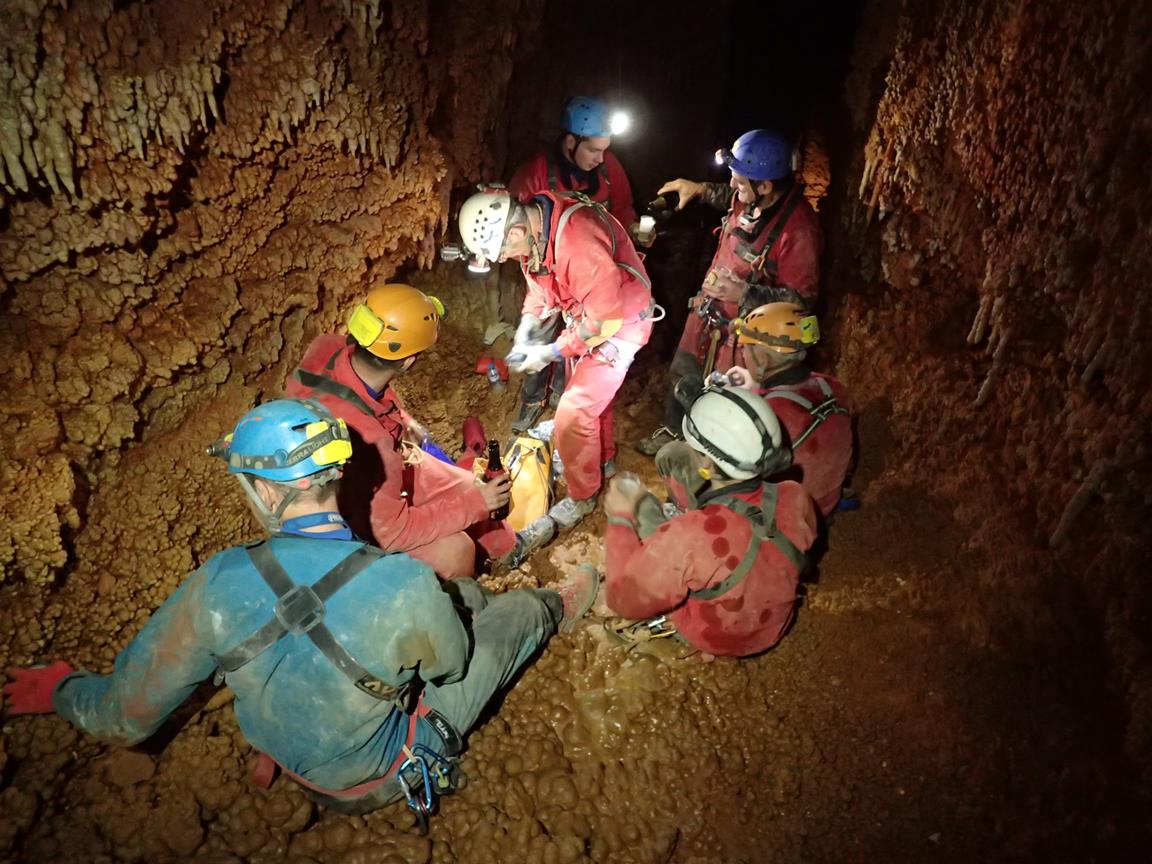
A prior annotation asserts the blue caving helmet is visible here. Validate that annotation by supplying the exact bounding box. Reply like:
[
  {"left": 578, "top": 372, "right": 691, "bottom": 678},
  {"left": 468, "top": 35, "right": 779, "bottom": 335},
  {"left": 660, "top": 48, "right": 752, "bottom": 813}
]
[
  {"left": 719, "top": 130, "right": 794, "bottom": 182},
  {"left": 214, "top": 398, "right": 353, "bottom": 485},
  {"left": 562, "top": 96, "right": 610, "bottom": 137}
]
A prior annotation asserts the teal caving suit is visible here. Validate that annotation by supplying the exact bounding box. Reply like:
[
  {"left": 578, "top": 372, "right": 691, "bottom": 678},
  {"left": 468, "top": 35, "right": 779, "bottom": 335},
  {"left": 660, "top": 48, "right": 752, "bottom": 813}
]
[{"left": 52, "top": 519, "right": 560, "bottom": 801}]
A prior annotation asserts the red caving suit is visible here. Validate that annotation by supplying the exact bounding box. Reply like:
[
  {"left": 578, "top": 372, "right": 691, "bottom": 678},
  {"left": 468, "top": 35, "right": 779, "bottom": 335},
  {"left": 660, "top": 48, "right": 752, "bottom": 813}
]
[
  {"left": 509, "top": 148, "right": 637, "bottom": 229},
  {"left": 605, "top": 480, "right": 817, "bottom": 656},
  {"left": 286, "top": 335, "right": 515, "bottom": 577},
  {"left": 679, "top": 184, "right": 823, "bottom": 372},
  {"left": 759, "top": 368, "right": 854, "bottom": 518},
  {"left": 522, "top": 192, "right": 654, "bottom": 500}
]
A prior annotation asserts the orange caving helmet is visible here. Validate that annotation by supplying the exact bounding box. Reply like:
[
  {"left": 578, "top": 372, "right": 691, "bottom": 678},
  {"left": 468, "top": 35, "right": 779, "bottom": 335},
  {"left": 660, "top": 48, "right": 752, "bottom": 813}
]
[
  {"left": 735, "top": 302, "right": 820, "bottom": 355},
  {"left": 347, "top": 283, "right": 445, "bottom": 360}
]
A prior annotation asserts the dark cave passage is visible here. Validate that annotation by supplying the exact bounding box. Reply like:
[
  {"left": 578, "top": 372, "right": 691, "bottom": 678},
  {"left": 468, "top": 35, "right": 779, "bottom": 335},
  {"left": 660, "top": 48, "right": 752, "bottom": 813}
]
[{"left": 1, "top": 1, "right": 1149, "bottom": 862}]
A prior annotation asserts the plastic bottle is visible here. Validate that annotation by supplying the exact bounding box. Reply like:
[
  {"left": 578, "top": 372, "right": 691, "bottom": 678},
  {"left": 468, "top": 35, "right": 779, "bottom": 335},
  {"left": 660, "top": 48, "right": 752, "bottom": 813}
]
[
  {"left": 484, "top": 439, "right": 511, "bottom": 520},
  {"left": 486, "top": 362, "right": 505, "bottom": 391}
]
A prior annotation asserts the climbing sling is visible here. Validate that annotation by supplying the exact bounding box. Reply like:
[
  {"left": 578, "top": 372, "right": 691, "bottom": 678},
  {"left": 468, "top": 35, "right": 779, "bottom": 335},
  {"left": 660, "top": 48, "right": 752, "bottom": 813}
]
[
  {"left": 687, "top": 483, "right": 807, "bottom": 602},
  {"left": 214, "top": 540, "right": 405, "bottom": 703},
  {"left": 765, "top": 377, "right": 849, "bottom": 451}
]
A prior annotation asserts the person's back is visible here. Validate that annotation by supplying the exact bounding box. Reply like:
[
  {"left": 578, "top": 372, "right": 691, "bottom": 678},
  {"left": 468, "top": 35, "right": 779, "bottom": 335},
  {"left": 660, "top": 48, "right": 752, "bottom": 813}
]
[
  {"left": 203, "top": 536, "right": 462, "bottom": 789},
  {"left": 606, "top": 478, "right": 816, "bottom": 656},
  {"left": 763, "top": 370, "right": 853, "bottom": 517}
]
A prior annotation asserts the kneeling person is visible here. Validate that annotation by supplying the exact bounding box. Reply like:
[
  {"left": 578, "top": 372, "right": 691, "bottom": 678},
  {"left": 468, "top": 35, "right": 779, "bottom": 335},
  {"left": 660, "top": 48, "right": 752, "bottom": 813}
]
[
  {"left": 603, "top": 387, "right": 817, "bottom": 657},
  {"left": 2, "top": 400, "right": 596, "bottom": 816}
]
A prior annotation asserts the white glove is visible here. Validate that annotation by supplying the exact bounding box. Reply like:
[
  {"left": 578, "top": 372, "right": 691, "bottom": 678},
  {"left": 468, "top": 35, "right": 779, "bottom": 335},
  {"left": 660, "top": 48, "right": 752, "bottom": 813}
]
[
  {"left": 508, "top": 342, "right": 560, "bottom": 374},
  {"left": 514, "top": 313, "right": 544, "bottom": 346}
]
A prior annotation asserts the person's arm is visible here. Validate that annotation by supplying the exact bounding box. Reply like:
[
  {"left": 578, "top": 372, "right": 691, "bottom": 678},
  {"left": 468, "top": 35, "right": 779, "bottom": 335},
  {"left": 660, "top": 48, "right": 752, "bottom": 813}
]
[
  {"left": 379, "top": 561, "right": 470, "bottom": 685},
  {"left": 698, "top": 182, "right": 732, "bottom": 211},
  {"left": 52, "top": 568, "right": 218, "bottom": 746},
  {"left": 508, "top": 155, "right": 547, "bottom": 203},
  {"left": 552, "top": 211, "right": 628, "bottom": 359},
  {"left": 369, "top": 447, "right": 491, "bottom": 552},
  {"left": 656, "top": 179, "right": 730, "bottom": 211},
  {"left": 604, "top": 515, "right": 698, "bottom": 620},
  {"left": 606, "top": 153, "right": 637, "bottom": 230}
]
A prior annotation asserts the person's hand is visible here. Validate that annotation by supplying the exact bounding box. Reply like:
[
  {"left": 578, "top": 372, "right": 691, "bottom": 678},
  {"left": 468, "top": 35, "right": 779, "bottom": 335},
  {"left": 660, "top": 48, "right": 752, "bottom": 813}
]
[
  {"left": 604, "top": 473, "right": 648, "bottom": 517},
  {"left": 701, "top": 266, "right": 747, "bottom": 303},
  {"left": 3, "top": 662, "right": 75, "bottom": 715},
  {"left": 723, "top": 366, "right": 756, "bottom": 391},
  {"left": 404, "top": 417, "right": 429, "bottom": 446},
  {"left": 477, "top": 474, "right": 511, "bottom": 513},
  {"left": 657, "top": 179, "right": 705, "bottom": 209},
  {"left": 514, "top": 313, "right": 544, "bottom": 346},
  {"left": 508, "top": 343, "right": 559, "bottom": 374}
]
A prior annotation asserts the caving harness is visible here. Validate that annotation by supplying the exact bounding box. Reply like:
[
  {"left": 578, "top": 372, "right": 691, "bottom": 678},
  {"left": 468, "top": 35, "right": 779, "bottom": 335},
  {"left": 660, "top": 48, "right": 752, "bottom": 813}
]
[
  {"left": 607, "top": 481, "right": 807, "bottom": 645},
  {"left": 216, "top": 535, "right": 464, "bottom": 830},
  {"left": 529, "top": 192, "right": 665, "bottom": 352},
  {"left": 763, "top": 376, "right": 850, "bottom": 451}
]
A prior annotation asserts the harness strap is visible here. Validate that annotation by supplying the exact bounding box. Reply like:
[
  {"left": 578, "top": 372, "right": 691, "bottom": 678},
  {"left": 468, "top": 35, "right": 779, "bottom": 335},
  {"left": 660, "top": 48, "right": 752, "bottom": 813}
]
[
  {"left": 687, "top": 484, "right": 806, "bottom": 602},
  {"left": 292, "top": 366, "right": 377, "bottom": 418},
  {"left": 765, "top": 378, "right": 849, "bottom": 451},
  {"left": 216, "top": 542, "right": 402, "bottom": 703},
  {"left": 750, "top": 186, "right": 805, "bottom": 277}
]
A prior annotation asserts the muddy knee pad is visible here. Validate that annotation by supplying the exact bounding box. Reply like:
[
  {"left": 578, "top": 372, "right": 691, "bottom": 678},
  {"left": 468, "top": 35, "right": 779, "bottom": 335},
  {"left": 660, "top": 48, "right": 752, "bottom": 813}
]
[
  {"left": 634, "top": 491, "right": 667, "bottom": 540},
  {"left": 655, "top": 440, "right": 705, "bottom": 508}
]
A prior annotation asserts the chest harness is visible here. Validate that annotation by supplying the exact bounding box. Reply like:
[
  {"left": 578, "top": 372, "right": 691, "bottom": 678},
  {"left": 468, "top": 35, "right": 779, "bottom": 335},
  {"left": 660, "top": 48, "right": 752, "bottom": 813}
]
[
  {"left": 764, "top": 377, "right": 850, "bottom": 451},
  {"left": 215, "top": 530, "right": 464, "bottom": 826},
  {"left": 719, "top": 183, "right": 806, "bottom": 287}
]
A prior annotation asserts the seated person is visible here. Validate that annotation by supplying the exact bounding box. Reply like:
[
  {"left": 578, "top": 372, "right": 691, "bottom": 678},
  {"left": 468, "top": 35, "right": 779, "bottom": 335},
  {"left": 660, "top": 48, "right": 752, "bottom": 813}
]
[
  {"left": 727, "top": 303, "right": 853, "bottom": 517},
  {"left": 2, "top": 399, "right": 597, "bottom": 817},
  {"left": 602, "top": 385, "right": 817, "bottom": 657},
  {"left": 286, "top": 283, "right": 514, "bottom": 578}
]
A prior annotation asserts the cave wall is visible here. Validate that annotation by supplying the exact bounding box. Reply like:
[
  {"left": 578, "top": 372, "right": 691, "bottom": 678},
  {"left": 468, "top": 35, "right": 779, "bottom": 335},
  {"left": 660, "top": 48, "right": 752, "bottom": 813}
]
[
  {"left": 834, "top": 0, "right": 1151, "bottom": 787},
  {"left": 0, "top": 0, "right": 541, "bottom": 663}
]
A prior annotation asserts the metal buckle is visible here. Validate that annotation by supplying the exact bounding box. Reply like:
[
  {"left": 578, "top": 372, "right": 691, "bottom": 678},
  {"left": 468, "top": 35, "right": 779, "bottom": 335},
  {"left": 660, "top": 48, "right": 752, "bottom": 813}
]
[{"left": 274, "top": 584, "right": 325, "bottom": 635}]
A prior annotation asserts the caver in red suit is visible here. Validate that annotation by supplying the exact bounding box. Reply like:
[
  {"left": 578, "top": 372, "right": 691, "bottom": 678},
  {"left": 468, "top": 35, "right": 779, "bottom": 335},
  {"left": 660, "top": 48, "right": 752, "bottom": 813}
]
[
  {"left": 677, "top": 179, "right": 823, "bottom": 375},
  {"left": 286, "top": 335, "right": 515, "bottom": 577},
  {"left": 605, "top": 450, "right": 817, "bottom": 657},
  {"left": 520, "top": 192, "right": 654, "bottom": 500},
  {"left": 509, "top": 146, "right": 637, "bottom": 231},
  {"left": 757, "top": 366, "right": 853, "bottom": 518}
]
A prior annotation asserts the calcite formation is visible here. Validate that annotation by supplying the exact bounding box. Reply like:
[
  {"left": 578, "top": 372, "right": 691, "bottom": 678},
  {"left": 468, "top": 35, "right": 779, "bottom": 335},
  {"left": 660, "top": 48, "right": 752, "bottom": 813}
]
[
  {"left": 836, "top": 0, "right": 1152, "bottom": 794},
  {"left": 0, "top": 0, "right": 538, "bottom": 598}
]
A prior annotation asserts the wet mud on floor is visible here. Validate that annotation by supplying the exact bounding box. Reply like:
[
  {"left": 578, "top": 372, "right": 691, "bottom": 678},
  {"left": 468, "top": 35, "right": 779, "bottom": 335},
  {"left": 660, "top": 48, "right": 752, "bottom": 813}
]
[{"left": 0, "top": 327, "right": 1140, "bottom": 864}]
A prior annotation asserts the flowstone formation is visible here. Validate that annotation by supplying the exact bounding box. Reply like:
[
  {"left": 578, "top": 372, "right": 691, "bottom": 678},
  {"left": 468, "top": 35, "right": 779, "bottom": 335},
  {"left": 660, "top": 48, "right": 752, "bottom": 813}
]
[
  {"left": 0, "top": 0, "right": 539, "bottom": 643},
  {"left": 836, "top": 0, "right": 1152, "bottom": 793}
]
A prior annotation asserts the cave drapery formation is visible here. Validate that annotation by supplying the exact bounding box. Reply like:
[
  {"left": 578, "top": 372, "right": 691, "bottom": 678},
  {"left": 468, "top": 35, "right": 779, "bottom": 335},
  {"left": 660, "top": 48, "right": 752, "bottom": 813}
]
[{"left": 1, "top": 0, "right": 1150, "bottom": 861}]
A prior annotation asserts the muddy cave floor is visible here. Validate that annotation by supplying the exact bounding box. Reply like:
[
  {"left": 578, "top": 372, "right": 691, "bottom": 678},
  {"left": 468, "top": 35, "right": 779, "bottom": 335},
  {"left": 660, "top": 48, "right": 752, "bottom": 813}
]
[{"left": 0, "top": 327, "right": 1140, "bottom": 863}]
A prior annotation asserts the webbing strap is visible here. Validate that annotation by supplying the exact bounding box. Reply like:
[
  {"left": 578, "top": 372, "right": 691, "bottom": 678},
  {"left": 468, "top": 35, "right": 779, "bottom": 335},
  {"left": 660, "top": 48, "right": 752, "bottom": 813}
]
[
  {"left": 687, "top": 485, "right": 806, "bottom": 602},
  {"left": 766, "top": 378, "right": 849, "bottom": 451},
  {"left": 292, "top": 367, "right": 377, "bottom": 418},
  {"left": 215, "top": 543, "right": 401, "bottom": 702},
  {"left": 749, "top": 186, "right": 805, "bottom": 275}
]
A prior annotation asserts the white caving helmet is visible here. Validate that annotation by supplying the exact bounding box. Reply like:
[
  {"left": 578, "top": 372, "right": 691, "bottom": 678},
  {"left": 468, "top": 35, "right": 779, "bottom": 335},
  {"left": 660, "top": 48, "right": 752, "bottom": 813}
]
[
  {"left": 458, "top": 186, "right": 513, "bottom": 270},
  {"left": 682, "top": 386, "right": 786, "bottom": 480}
]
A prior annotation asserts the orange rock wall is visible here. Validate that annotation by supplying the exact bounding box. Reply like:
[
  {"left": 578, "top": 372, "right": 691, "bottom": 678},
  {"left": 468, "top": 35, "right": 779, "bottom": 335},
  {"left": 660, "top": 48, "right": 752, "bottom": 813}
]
[
  {"left": 834, "top": 0, "right": 1152, "bottom": 785},
  {"left": 0, "top": 0, "right": 540, "bottom": 659}
]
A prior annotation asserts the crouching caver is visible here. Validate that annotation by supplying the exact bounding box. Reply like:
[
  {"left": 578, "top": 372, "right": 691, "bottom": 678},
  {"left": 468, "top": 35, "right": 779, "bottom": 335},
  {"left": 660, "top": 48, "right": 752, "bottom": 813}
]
[
  {"left": 602, "top": 385, "right": 817, "bottom": 657},
  {"left": 1, "top": 399, "right": 597, "bottom": 820},
  {"left": 287, "top": 283, "right": 515, "bottom": 578}
]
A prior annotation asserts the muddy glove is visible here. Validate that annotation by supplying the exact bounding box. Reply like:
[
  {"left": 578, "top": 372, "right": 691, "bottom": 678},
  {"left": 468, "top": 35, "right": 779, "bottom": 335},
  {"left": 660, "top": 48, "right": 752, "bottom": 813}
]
[
  {"left": 3, "top": 662, "right": 75, "bottom": 715},
  {"left": 514, "top": 313, "right": 545, "bottom": 346},
  {"left": 508, "top": 343, "right": 560, "bottom": 374}
]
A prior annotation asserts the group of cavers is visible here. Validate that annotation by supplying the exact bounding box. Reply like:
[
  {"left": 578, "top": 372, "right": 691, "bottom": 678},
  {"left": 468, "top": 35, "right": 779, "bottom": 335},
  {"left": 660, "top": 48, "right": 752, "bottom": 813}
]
[{"left": 3, "top": 97, "right": 853, "bottom": 825}]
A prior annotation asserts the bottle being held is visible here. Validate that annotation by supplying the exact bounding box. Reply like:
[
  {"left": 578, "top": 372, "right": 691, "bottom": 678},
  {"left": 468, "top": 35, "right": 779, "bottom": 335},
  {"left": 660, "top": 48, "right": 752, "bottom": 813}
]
[
  {"left": 484, "top": 439, "right": 511, "bottom": 520},
  {"left": 646, "top": 190, "right": 679, "bottom": 222}
]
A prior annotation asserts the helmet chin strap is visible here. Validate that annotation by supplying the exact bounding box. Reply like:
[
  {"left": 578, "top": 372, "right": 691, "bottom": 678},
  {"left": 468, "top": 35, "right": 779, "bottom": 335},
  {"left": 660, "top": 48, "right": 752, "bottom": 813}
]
[{"left": 237, "top": 475, "right": 281, "bottom": 533}]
